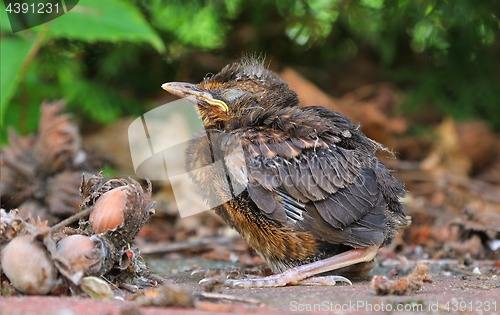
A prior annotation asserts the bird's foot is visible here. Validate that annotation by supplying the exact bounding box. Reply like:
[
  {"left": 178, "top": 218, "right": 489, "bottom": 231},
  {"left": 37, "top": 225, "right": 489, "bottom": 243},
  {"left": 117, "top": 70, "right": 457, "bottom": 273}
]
[
  {"left": 199, "top": 246, "right": 378, "bottom": 288},
  {"left": 221, "top": 272, "right": 351, "bottom": 288}
]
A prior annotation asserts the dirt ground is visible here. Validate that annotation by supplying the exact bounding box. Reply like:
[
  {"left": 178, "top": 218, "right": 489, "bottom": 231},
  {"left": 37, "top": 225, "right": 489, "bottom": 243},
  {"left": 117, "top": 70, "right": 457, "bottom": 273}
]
[
  {"left": 1, "top": 257, "right": 499, "bottom": 315},
  {"left": 161, "top": 258, "right": 500, "bottom": 314}
]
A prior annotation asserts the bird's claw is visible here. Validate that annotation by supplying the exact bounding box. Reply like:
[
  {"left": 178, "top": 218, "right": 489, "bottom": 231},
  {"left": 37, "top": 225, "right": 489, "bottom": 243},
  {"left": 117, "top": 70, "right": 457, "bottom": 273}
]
[
  {"left": 198, "top": 277, "right": 214, "bottom": 285},
  {"left": 224, "top": 279, "right": 247, "bottom": 288},
  {"left": 297, "top": 275, "right": 352, "bottom": 286},
  {"left": 334, "top": 275, "right": 352, "bottom": 285},
  {"left": 191, "top": 269, "right": 207, "bottom": 276}
]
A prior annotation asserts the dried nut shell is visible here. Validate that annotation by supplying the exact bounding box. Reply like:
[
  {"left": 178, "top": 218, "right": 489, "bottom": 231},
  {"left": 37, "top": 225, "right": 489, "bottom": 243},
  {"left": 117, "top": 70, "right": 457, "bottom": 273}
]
[
  {"left": 46, "top": 171, "right": 89, "bottom": 217},
  {"left": 89, "top": 187, "right": 128, "bottom": 233},
  {"left": 81, "top": 175, "right": 155, "bottom": 249},
  {"left": 81, "top": 276, "right": 114, "bottom": 300},
  {"left": 1, "top": 235, "right": 57, "bottom": 295},
  {"left": 56, "top": 235, "right": 105, "bottom": 275}
]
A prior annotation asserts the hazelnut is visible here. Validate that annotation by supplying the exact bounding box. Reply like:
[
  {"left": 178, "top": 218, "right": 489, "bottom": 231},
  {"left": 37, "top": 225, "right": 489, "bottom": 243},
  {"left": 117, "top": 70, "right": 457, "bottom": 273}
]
[
  {"left": 89, "top": 187, "right": 128, "bottom": 234},
  {"left": 80, "top": 175, "right": 155, "bottom": 252},
  {"left": 1, "top": 235, "right": 57, "bottom": 295},
  {"left": 56, "top": 234, "right": 106, "bottom": 275}
]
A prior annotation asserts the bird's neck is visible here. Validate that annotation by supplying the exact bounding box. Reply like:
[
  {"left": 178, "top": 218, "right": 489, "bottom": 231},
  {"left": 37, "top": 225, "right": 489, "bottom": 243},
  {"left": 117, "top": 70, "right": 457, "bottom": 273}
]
[{"left": 204, "top": 106, "right": 302, "bottom": 132}]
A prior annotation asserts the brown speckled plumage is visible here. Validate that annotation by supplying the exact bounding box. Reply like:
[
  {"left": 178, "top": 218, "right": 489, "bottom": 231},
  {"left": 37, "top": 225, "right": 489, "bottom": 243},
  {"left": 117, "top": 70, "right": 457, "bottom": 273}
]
[{"left": 163, "top": 58, "right": 409, "bottom": 287}]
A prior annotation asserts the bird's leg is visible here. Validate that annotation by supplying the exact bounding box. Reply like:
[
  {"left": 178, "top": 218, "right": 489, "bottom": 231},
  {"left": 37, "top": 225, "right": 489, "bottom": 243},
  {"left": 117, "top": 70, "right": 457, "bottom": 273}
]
[{"left": 223, "top": 246, "right": 378, "bottom": 288}]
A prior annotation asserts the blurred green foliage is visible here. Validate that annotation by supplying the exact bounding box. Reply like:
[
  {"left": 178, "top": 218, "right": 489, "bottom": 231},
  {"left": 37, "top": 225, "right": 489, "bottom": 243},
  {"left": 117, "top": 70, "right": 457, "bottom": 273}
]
[{"left": 1, "top": 0, "right": 499, "bottom": 144}]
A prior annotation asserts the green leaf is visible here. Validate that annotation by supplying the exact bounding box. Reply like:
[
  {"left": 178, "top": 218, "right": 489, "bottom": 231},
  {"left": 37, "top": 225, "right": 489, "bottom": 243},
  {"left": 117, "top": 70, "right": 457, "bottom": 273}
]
[
  {"left": 1, "top": 1, "right": 13, "bottom": 32},
  {"left": 61, "top": 77, "right": 140, "bottom": 124},
  {"left": 0, "top": 37, "right": 35, "bottom": 125},
  {"left": 224, "top": 0, "right": 242, "bottom": 18},
  {"left": 46, "top": 0, "right": 165, "bottom": 52},
  {"left": 360, "top": 0, "right": 385, "bottom": 9},
  {"left": 154, "top": 3, "right": 225, "bottom": 49}
]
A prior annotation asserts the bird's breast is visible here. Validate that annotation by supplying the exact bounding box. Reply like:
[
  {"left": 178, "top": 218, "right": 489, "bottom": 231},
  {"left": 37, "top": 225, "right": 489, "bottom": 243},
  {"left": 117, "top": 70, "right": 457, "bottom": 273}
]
[{"left": 215, "top": 196, "right": 320, "bottom": 272}]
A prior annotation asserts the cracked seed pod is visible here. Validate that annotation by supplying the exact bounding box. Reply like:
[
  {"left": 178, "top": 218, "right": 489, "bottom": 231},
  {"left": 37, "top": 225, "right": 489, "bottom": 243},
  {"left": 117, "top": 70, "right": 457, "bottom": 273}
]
[
  {"left": 0, "top": 101, "right": 99, "bottom": 223},
  {"left": 1, "top": 235, "right": 57, "bottom": 295},
  {"left": 17, "top": 200, "right": 55, "bottom": 224},
  {"left": 56, "top": 234, "right": 110, "bottom": 276},
  {"left": 46, "top": 171, "right": 91, "bottom": 217},
  {"left": 34, "top": 100, "right": 80, "bottom": 175},
  {"left": 83, "top": 175, "right": 155, "bottom": 249},
  {"left": 0, "top": 101, "right": 78, "bottom": 206},
  {"left": 0, "top": 131, "right": 37, "bottom": 206},
  {"left": 0, "top": 209, "right": 24, "bottom": 242},
  {"left": 80, "top": 175, "right": 125, "bottom": 210},
  {"left": 0, "top": 209, "right": 51, "bottom": 243}
]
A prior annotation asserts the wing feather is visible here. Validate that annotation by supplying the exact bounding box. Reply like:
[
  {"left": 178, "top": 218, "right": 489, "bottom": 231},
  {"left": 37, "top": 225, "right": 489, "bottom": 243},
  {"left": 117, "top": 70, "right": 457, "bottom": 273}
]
[
  {"left": 274, "top": 141, "right": 301, "bottom": 158},
  {"left": 307, "top": 155, "right": 338, "bottom": 194},
  {"left": 277, "top": 165, "right": 308, "bottom": 201},
  {"left": 298, "top": 162, "right": 329, "bottom": 200},
  {"left": 222, "top": 124, "right": 388, "bottom": 248},
  {"left": 259, "top": 141, "right": 277, "bottom": 159}
]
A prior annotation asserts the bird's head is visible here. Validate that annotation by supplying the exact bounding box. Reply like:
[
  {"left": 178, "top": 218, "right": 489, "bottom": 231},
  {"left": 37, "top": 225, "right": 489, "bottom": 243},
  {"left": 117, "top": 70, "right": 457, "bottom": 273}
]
[{"left": 162, "top": 58, "right": 299, "bottom": 129}]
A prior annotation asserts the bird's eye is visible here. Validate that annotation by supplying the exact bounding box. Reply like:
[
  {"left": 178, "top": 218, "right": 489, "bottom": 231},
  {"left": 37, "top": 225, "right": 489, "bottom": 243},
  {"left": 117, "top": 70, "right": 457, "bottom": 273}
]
[{"left": 221, "top": 88, "right": 245, "bottom": 103}]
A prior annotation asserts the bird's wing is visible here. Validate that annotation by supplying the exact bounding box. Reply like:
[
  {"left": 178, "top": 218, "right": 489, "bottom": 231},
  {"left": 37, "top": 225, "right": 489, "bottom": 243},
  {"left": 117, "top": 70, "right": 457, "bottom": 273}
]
[{"left": 217, "top": 125, "right": 387, "bottom": 248}]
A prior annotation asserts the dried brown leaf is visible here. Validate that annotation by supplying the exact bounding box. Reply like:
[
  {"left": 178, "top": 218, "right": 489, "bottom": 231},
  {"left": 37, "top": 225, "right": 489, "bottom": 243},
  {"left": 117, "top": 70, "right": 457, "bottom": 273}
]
[
  {"left": 133, "top": 282, "right": 194, "bottom": 307},
  {"left": 34, "top": 100, "right": 80, "bottom": 175},
  {"left": 372, "top": 262, "right": 431, "bottom": 295}
]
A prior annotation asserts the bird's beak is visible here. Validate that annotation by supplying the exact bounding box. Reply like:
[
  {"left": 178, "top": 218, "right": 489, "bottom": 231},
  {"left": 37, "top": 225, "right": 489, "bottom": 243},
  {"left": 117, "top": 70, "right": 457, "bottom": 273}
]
[{"left": 161, "top": 82, "right": 229, "bottom": 112}]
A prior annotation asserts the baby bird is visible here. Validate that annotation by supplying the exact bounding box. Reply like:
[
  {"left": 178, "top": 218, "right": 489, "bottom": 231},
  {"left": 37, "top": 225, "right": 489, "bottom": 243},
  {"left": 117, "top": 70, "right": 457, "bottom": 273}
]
[{"left": 162, "top": 58, "right": 409, "bottom": 288}]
